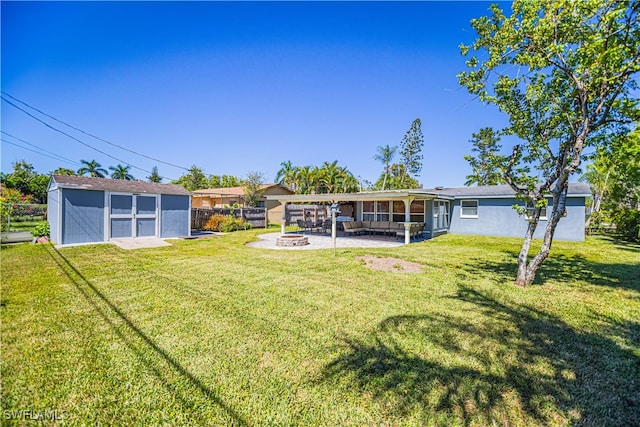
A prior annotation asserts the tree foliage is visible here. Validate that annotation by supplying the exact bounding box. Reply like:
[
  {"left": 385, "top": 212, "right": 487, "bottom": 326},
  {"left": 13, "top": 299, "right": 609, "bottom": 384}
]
[
  {"left": 109, "top": 164, "right": 134, "bottom": 180},
  {"left": 0, "top": 160, "right": 49, "bottom": 203},
  {"left": 274, "top": 161, "right": 358, "bottom": 194},
  {"left": 459, "top": 0, "right": 639, "bottom": 286},
  {"left": 464, "top": 127, "right": 508, "bottom": 186},
  {"left": 171, "top": 165, "right": 208, "bottom": 191},
  {"left": 147, "top": 166, "right": 162, "bottom": 183},
  {"left": 373, "top": 144, "right": 397, "bottom": 190},
  {"left": 398, "top": 118, "right": 424, "bottom": 186},
  {"left": 77, "top": 159, "right": 108, "bottom": 178},
  {"left": 242, "top": 171, "right": 265, "bottom": 208}
]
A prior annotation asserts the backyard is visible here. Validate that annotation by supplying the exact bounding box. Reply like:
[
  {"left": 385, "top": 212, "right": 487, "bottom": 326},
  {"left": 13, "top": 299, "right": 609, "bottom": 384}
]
[{"left": 1, "top": 230, "right": 639, "bottom": 425}]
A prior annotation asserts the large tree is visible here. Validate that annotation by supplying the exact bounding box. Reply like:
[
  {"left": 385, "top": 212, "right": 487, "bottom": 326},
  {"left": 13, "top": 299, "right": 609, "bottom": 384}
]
[
  {"left": 464, "top": 127, "right": 508, "bottom": 186},
  {"left": 459, "top": 0, "right": 639, "bottom": 286},
  {"left": 398, "top": 118, "right": 424, "bottom": 186},
  {"left": 373, "top": 144, "right": 397, "bottom": 190},
  {"left": 275, "top": 160, "right": 297, "bottom": 191},
  {"left": 171, "top": 165, "right": 208, "bottom": 191},
  {"left": 0, "top": 160, "right": 49, "bottom": 203},
  {"left": 147, "top": 166, "right": 162, "bottom": 183},
  {"left": 242, "top": 171, "right": 265, "bottom": 208},
  {"left": 77, "top": 159, "right": 108, "bottom": 178}
]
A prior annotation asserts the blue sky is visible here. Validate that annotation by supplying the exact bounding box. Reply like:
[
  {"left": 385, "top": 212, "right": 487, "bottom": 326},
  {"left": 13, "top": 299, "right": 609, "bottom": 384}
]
[{"left": 1, "top": 1, "right": 512, "bottom": 187}]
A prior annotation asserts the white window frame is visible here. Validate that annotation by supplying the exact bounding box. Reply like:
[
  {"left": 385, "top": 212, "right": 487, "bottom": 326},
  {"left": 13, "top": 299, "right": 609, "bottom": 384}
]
[
  {"left": 525, "top": 201, "right": 548, "bottom": 221},
  {"left": 460, "top": 200, "right": 478, "bottom": 218}
]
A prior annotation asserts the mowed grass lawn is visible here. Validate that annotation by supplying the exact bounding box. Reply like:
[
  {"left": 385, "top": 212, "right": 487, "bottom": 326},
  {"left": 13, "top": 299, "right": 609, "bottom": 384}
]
[{"left": 2, "top": 230, "right": 639, "bottom": 426}]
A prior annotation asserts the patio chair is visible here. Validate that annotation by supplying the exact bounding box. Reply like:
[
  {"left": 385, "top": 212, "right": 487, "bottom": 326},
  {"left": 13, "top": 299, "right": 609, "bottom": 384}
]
[{"left": 297, "top": 219, "right": 309, "bottom": 234}]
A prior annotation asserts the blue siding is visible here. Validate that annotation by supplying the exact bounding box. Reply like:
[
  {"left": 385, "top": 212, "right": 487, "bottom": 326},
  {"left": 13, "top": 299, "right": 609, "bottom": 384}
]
[
  {"left": 111, "top": 219, "right": 132, "bottom": 238},
  {"left": 137, "top": 218, "right": 156, "bottom": 237},
  {"left": 161, "top": 195, "right": 190, "bottom": 237},
  {"left": 48, "top": 189, "right": 60, "bottom": 244},
  {"left": 449, "top": 197, "right": 585, "bottom": 241},
  {"left": 62, "top": 189, "right": 105, "bottom": 244}
]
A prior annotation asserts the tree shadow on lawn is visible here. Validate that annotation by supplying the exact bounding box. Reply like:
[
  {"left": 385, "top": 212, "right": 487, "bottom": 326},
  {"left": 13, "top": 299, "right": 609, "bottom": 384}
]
[
  {"left": 43, "top": 244, "right": 247, "bottom": 426},
  {"left": 458, "top": 251, "right": 640, "bottom": 292},
  {"left": 318, "top": 286, "right": 640, "bottom": 425}
]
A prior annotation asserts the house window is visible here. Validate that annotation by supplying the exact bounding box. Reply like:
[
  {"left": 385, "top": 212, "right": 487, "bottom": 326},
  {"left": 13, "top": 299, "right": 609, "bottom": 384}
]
[
  {"left": 362, "top": 201, "right": 391, "bottom": 221},
  {"left": 460, "top": 200, "right": 478, "bottom": 218},
  {"left": 392, "top": 201, "right": 405, "bottom": 222},
  {"left": 376, "top": 201, "right": 389, "bottom": 221},
  {"left": 433, "top": 200, "right": 450, "bottom": 230},
  {"left": 410, "top": 200, "right": 425, "bottom": 222},
  {"left": 525, "top": 202, "right": 548, "bottom": 220},
  {"left": 362, "top": 201, "right": 375, "bottom": 221}
]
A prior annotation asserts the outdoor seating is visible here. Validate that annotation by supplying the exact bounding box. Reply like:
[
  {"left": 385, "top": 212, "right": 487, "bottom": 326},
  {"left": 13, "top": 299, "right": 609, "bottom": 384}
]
[
  {"left": 395, "top": 223, "right": 425, "bottom": 241},
  {"left": 297, "top": 219, "right": 309, "bottom": 233}
]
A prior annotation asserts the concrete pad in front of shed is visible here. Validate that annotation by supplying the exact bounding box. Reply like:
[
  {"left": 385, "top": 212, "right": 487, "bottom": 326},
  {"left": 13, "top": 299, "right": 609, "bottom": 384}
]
[{"left": 111, "top": 237, "right": 171, "bottom": 250}]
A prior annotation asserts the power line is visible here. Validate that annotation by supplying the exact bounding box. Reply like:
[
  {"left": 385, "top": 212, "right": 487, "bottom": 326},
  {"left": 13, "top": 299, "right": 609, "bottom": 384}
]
[
  {"left": 1, "top": 138, "right": 80, "bottom": 168},
  {"left": 1, "top": 130, "right": 81, "bottom": 167},
  {"left": 1, "top": 91, "right": 189, "bottom": 172},
  {"left": 1, "top": 95, "right": 173, "bottom": 179}
]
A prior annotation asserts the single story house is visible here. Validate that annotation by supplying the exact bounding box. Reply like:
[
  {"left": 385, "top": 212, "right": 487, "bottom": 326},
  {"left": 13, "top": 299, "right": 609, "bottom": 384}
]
[
  {"left": 191, "top": 183, "right": 294, "bottom": 224},
  {"left": 266, "top": 183, "right": 591, "bottom": 242},
  {"left": 48, "top": 175, "right": 191, "bottom": 246}
]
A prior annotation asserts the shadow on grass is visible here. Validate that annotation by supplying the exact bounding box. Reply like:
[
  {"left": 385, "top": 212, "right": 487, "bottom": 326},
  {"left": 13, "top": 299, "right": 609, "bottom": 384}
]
[
  {"left": 43, "top": 243, "right": 247, "bottom": 426},
  {"left": 458, "top": 251, "right": 640, "bottom": 291},
  {"left": 319, "top": 286, "right": 640, "bottom": 425}
]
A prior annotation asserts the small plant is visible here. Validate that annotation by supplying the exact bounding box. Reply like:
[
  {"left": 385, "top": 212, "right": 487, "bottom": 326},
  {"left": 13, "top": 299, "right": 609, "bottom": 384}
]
[
  {"left": 203, "top": 214, "right": 227, "bottom": 232},
  {"left": 31, "top": 221, "right": 50, "bottom": 238},
  {"left": 202, "top": 214, "right": 251, "bottom": 232}
]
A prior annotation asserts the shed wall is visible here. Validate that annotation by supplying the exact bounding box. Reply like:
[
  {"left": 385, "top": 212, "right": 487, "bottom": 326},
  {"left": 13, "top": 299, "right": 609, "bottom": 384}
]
[
  {"left": 48, "top": 189, "right": 60, "bottom": 244},
  {"left": 62, "top": 189, "right": 105, "bottom": 244},
  {"left": 161, "top": 195, "right": 190, "bottom": 237}
]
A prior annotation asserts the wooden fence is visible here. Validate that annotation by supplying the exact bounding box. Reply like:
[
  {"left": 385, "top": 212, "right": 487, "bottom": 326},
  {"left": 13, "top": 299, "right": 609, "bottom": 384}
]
[{"left": 191, "top": 208, "right": 266, "bottom": 230}]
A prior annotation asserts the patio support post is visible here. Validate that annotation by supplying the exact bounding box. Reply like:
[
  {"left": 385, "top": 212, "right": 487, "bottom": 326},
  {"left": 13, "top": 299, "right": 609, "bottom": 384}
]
[{"left": 280, "top": 201, "right": 287, "bottom": 235}]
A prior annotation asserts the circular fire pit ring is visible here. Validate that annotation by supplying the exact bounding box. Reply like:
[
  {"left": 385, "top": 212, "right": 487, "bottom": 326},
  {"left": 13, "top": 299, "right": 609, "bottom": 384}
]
[{"left": 276, "top": 235, "right": 309, "bottom": 247}]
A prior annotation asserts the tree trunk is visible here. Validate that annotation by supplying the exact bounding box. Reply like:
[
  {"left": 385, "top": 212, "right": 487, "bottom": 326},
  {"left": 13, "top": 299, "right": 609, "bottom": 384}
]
[{"left": 515, "top": 182, "right": 570, "bottom": 286}]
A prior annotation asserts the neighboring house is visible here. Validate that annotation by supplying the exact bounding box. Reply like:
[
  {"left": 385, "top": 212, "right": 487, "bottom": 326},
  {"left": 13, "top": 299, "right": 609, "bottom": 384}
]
[
  {"left": 48, "top": 175, "right": 191, "bottom": 246},
  {"left": 191, "top": 184, "right": 294, "bottom": 224},
  {"left": 266, "top": 183, "right": 591, "bottom": 242}
]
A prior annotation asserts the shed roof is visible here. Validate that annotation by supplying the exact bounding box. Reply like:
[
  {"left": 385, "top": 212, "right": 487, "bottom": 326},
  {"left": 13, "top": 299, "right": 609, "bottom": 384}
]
[{"left": 49, "top": 175, "right": 190, "bottom": 196}]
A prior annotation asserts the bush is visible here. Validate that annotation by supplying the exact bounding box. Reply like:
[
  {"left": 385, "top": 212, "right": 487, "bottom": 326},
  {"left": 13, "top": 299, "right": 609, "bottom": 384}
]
[
  {"left": 31, "top": 221, "right": 50, "bottom": 238},
  {"left": 612, "top": 208, "right": 640, "bottom": 242},
  {"left": 202, "top": 214, "right": 251, "bottom": 232}
]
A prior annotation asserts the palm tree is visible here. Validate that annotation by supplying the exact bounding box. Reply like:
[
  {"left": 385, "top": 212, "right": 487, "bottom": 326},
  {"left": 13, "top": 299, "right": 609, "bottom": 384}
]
[
  {"left": 77, "top": 160, "right": 108, "bottom": 178},
  {"left": 275, "top": 161, "right": 297, "bottom": 191},
  {"left": 373, "top": 144, "right": 397, "bottom": 190},
  {"left": 109, "top": 164, "right": 134, "bottom": 180}
]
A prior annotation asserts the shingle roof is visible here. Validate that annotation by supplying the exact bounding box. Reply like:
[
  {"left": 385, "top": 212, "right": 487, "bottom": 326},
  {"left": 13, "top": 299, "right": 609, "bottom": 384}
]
[
  {"left": 427, "top": 182, "right": 591, "bottom": 198},
  {"left": 50, "top": 175, "right": 190, "bottom": 196},
  {"left": 192, "top": 184, "right": 293, "bottom": 196}
]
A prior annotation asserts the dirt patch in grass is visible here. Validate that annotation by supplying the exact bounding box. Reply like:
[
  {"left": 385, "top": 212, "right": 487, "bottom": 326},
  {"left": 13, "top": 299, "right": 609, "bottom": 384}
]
[{"left": 356, "top": 255, "right": 423, "bottom": 273}]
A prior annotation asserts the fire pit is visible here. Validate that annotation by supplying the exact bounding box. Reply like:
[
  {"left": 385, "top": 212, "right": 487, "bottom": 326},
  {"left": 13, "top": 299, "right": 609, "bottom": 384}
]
[{"left": 276, "top": 235, "right": 309, "bottom": 247}]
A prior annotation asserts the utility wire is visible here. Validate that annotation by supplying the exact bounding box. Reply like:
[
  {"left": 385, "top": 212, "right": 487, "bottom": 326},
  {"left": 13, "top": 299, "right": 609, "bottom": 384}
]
[
  {"left": 1, "top": 96, "right": 173, "bottom": 179},
  {"left": 1, "top": 91, "right": 189, "bottom": 172},
  {"left": 1, "top": 130, "right": 81, "bottom": 167},
  {"left": 1, "top": 138, "right": 81, "bottom": 168}
]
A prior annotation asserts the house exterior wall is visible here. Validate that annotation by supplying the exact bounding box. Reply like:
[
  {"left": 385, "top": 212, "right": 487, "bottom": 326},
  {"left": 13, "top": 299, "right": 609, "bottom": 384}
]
[
  {"left": 449, "top": 197, "right": 586, "bottom": 241},
  {"left": 61, "top": 189, "right": 105, "bottom": 245},
  {"left": 161, "top": 194, "right": 190, "bottom": 237}
]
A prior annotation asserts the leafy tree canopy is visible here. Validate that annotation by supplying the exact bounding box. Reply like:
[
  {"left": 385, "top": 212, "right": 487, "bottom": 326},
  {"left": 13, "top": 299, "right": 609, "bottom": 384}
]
[{"left": 458, "top": 0, "right": 639, "bottom": 285}]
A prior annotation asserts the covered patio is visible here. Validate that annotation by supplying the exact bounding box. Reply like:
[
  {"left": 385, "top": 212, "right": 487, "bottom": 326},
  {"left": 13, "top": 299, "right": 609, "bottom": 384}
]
[{"left": 266, "top": 189, "right": 453, "bottom": 245}]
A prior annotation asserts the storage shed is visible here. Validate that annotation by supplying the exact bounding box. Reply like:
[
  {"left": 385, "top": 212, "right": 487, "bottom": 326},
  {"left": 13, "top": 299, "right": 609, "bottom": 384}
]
[{"left": 48, "top": 175, "right": 191, "bottom": 246}]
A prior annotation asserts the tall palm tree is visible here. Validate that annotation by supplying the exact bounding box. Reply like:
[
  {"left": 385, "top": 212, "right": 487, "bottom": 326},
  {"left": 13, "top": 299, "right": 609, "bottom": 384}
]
[
  {"left": 373, "top": 144, "right": 397, "bottom": 190},
  {"left": 275, "top": 161, "right": 297, "bottom": 191},
  {"left": 109, "top": 164, "right": 135, "bottom": 180},
  {"left": 319, "top": 160, "right": 342, "bottom": 193},
  {"left": 77, "top": 160, "right": 108, "bottom": 178}
]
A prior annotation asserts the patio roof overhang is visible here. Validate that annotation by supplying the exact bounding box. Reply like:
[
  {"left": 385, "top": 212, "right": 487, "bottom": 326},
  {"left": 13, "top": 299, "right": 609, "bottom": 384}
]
[{"left": 265, "top": 189, "right": 454, "bottom": 204}]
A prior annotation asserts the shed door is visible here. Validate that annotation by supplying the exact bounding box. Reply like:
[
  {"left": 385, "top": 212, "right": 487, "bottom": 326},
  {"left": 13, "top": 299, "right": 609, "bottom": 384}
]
[{"left": 110, "top": 194, "right": 158, "bottom": 238}]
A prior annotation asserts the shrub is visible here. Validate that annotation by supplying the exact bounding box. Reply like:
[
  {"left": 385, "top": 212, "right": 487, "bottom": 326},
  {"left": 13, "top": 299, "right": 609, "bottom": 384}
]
[
  {"left": 31, "top": 221, "right": 50, "bottom": 238},
  {"left": 203, "top": 214, "right": 227, "bottom": 232},
  {"left": 202, "top": 214, "right": 252, "bottom": 232},
  {"left": 612, "top": 208, "right": 640, "bottom": 242}
]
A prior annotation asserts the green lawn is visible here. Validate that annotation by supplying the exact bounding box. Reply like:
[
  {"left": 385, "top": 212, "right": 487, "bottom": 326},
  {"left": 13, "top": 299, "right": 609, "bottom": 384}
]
[{"left": 2, "top": 231, "right": 639, "bottom": 426}]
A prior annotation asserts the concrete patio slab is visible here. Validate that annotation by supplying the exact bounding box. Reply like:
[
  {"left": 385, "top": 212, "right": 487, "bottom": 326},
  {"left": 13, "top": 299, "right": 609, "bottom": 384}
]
[{"left": 247, "top": 232, "right": 405, "bottom": 250}]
